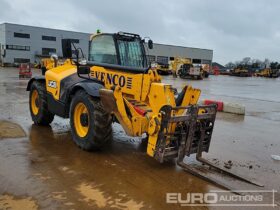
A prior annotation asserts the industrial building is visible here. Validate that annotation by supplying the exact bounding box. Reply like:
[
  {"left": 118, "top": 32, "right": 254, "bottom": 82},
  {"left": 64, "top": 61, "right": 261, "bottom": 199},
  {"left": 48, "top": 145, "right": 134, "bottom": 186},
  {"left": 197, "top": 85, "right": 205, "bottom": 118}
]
[
  {"left": 0, "top": 23, "right": 90, "bottom": 66},
  {"left": 146, "top": 43, "right": 213, "bottom": 65},
  {"left": 0, "top": 22, "right": 213, "bottom": 66}
]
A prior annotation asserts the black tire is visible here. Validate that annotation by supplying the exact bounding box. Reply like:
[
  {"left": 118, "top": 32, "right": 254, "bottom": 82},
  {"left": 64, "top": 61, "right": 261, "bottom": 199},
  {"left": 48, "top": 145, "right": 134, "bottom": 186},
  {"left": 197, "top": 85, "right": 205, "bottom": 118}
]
[
  {"left": 29, "top": 81, "right": 55, "bottom": 125},
  {"left": 70, "top": 90, "right": 112, "bottom": 150}
]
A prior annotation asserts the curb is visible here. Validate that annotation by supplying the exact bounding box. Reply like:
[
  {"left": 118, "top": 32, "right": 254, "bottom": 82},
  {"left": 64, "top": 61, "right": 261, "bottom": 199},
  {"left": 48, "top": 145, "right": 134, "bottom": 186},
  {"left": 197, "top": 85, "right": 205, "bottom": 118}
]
[{"left": 202, "top": 100, "right": 245, "bottom": 115}]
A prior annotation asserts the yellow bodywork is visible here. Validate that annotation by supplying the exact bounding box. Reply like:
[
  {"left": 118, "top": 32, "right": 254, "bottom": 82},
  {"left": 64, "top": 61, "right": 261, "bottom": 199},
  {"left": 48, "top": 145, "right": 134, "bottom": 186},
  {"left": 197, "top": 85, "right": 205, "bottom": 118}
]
[
  {"left": 45, "top": 60, "right": 201, "bottom": 158},
  {"left": 170, "top": 57, "right": 204, "bottom": 79},
  {"left": 170, "top": 57, "right": 192, "bottom": 76},
  {"left": 46, "top": 60, "right": 76, "bottom": 100},
  {"left": 233, "top": 68, "right": 248, "bottom": 74},
  {"left": 31, "top": 89, "right": 39, "bottom": 115},
  {"left": 74, "top": 102, "right": 89, "bottom": 137},
  {"left": 255, "top": 68, "right": 271, "bottom": 77},
  {"left": 155, "top": 63, "right": 170, "bottom": 74},
  {"left": 41, "top": 58, "right": 68, "bottom": 70},
  {"left": 45, "top": 32, "right": 204, "bottom": 159}
]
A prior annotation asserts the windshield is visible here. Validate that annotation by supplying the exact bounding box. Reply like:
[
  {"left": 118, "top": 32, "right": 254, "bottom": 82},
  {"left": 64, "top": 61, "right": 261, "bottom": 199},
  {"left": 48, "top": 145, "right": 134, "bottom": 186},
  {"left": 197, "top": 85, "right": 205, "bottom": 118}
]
[
  {"left": 89, "top": 35, "right": 118, "bottom": 65},
  {"left": 89, "top": 34, "right": 147, "bottom": 69}
]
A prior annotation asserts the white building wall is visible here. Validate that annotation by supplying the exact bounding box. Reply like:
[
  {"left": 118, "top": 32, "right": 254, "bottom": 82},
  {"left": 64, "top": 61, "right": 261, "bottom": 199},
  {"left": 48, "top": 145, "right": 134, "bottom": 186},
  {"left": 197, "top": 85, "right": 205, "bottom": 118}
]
[
  {"left": 0, "top": 24, "right": 6, "bottom": 64},
  {"left": 145, "top": 43, "right": 213, "bottom": 64}
]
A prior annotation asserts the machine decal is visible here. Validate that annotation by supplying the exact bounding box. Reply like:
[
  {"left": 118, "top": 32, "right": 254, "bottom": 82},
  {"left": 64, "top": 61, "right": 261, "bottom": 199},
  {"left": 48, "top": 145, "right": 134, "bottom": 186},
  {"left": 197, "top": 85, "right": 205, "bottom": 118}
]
[{"left": 90, "top": 70, "right": 133, "bottom": 89}]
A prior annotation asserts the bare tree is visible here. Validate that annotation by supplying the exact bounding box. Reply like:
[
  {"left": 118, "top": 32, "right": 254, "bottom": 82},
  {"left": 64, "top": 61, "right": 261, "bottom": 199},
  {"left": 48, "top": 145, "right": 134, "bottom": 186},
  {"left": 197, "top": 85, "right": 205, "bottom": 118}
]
[
  {"left": 241, "top": 57, "right": 251, "bottom": 65},
  {"left": 264, "top": 58, "right": 270, "bottom": 68},
  {"left": 225, "top": 62, "right": 235, "bottom": 68}
]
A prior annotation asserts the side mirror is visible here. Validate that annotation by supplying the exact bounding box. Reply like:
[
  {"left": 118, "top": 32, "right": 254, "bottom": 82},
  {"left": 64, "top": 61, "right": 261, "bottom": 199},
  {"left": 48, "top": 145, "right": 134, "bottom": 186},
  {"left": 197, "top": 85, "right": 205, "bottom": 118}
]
[
  {"left": 61, "top": 39, "right": 72, "bottom": 58},
  {"left": 148, "top": 39, "right": 153, "bottom": 49},
  {"left": 77, "top": 66, "right": 90, "bottom": 75}
]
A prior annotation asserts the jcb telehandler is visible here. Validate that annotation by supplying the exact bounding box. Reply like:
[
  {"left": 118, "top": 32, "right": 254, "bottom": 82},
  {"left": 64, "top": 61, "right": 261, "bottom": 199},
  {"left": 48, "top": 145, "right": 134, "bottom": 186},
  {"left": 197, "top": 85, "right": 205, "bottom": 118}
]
[{"left": 27, "top": 31, "right": 262, "bottom": 191}]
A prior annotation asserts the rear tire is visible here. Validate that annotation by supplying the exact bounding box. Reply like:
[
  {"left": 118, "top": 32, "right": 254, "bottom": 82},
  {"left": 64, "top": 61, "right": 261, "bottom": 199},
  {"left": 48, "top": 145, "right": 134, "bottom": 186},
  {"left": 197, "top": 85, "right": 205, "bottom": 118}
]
[
  {"left": 29, "top": 81, "right": 54, "bottom": 125},
  {"left": 70, "top": 90, "right": 112, "bottom": 150}
]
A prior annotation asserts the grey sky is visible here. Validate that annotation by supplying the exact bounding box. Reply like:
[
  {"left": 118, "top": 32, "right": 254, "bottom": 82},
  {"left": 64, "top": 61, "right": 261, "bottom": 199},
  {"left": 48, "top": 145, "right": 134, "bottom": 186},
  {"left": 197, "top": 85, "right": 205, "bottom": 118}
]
[{"left": 1, "top": 0, "right": 279, "bottom": 64}]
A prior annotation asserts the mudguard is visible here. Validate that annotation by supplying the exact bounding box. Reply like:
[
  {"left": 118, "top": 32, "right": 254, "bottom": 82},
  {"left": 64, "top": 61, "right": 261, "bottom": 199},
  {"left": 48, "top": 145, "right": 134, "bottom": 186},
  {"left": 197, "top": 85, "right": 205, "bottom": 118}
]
[
  {"left": 26, "top": 76, "right": 45, "bottom": 91},
  {"left": 69, "top": 80, "right": 104, "bottom": 99},
  {"left": 48, "top": 80, "right": 105, "bottom": 118}
]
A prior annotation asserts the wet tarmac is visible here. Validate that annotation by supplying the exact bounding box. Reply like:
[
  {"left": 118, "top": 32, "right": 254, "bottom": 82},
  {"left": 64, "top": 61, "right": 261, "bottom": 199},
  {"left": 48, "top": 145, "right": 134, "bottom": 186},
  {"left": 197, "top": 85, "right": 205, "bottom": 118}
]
[{"left": 0, "top": 67, "right": 279, "bottom": 209}]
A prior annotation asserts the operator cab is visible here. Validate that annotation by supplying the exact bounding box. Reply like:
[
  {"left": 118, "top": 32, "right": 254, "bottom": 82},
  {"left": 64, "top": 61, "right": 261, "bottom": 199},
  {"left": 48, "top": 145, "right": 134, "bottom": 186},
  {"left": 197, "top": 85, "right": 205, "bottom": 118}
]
[
  {"left": 89, "top": 32, "right": 149, "bottom": 69},
  {"left": 62, "top": 31, "right": 153, "bottom": 73}
]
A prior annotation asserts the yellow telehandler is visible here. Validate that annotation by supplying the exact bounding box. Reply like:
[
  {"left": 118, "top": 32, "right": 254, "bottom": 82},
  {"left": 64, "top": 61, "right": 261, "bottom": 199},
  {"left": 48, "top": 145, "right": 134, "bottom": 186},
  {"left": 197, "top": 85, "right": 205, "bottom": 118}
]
[
  {"left": 170, "top": 57, "right": 203, "bottom": 79},
  {"left": 27, "top": 31, "right": 262, "bottom": 191}
]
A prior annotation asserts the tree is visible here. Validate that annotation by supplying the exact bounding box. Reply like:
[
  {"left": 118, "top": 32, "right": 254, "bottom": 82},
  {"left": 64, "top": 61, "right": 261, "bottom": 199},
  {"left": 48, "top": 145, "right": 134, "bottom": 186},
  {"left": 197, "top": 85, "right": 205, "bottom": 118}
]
[
  {"left": 264, "top": 58, "right": 270, "bottom": 68},
  {"left": 270, "top": 62, "right": 278, "bottom": 69},
  {"left": 225, "top": 62, "right": 235, "bottom": 68},
  {"left": 241, "top": 57, "right": 251, "bottom": 66}
]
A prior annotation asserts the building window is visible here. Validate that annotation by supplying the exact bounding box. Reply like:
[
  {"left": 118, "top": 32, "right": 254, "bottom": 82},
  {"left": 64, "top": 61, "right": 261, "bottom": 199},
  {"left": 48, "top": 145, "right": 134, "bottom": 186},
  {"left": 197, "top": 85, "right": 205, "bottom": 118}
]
[
  {"left": 69, "top": 39, "right": 79, "bottom": 43},
  {"left": 147, "top": 55, "right": 156, "bottom": 64},
  {"left": 193, "top": 59, "right": 201, "bottom": 64},
  {"left": 42, "top": 48, "right": 56, "bottom": 56},
  {"left": 6, "top": 45, "right": 30, "bottom": 51},
  {"left": 157, "top": 56, "right": 168, "bottom": 64},
  {"left": 14, "top": 58, "right": 30, "bottom": 63},
  {"left": 201, "top": 59, "right": 211, "bottom": 64},
  {"left": 42, "top": 35, "right": 56, "bottom": 41},
  {"left": 14, "top": 32, "right": 30, "bottom": 38},
  {"left": 169, "top": 57, "right": 174, "bottom": 61}
]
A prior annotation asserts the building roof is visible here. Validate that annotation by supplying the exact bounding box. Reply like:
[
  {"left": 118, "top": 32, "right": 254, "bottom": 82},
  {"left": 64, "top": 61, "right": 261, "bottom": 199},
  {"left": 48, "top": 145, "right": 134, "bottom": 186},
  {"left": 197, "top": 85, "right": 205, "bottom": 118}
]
[
  {"left": 212, "top": 62, "right": 226, "bottom": 69},
  {"left": 153, "top": 42, "right": 213, "bottom": 52},
  {"left": 1, "top": 22, "right": 91, "bottom": 35},
  {"left": 1, "top": 22, "right": 213, "bottom": 52}
]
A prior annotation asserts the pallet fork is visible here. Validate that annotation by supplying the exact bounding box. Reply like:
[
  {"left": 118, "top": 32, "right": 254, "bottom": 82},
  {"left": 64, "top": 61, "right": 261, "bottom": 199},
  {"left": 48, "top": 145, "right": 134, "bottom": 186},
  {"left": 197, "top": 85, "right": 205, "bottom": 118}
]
[{"left": 154, "top": 104, "right": 263, "bottom": 192}]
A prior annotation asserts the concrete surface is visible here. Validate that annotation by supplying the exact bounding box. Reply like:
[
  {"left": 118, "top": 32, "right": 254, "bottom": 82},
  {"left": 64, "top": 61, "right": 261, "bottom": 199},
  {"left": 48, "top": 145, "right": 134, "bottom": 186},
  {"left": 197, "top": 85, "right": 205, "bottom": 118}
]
[{"left": 0, "top": 67, "right": 279, "bottom": 209}]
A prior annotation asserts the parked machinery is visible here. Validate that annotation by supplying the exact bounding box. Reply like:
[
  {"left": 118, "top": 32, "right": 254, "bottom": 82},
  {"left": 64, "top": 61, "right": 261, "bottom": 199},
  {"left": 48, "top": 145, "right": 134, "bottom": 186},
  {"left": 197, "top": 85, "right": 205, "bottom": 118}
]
[
  {"left": 255, "top": 68, "right": 279, "bottom": 78},
  {"left": 155, "top": 62, "right": 171, "bottom": 75},
  {"left": 230, "top": 66, "right": 251, "bottom": 77},
  {"left": 171, "top": 57, "right": 203, "bottom": 79},
  {"left": 40, "top": 55, "right": 68, "bottom": 75},
  {"left": 202, "top": 64, "right": 210, "bottom": 78},
  {"left": 27, "top": 31, "right": 262, "bottom": 192}
]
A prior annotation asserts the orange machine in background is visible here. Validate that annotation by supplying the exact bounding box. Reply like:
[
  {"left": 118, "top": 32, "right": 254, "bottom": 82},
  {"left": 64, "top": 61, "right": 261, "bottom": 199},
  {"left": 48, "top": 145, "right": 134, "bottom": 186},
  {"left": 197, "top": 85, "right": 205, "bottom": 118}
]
[{"left": 212, "top": 65, "right": 220, "bottom": 75}]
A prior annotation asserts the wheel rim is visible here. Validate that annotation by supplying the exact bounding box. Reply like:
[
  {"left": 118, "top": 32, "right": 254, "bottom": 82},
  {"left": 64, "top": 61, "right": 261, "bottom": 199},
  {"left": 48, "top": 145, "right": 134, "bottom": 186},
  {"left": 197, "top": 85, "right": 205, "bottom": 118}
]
[
  {"left": 31, "top": 89, "right": 39, "bottom": 115},
  {"left": 74, "top": 102, "right": 89, "bottom": 138}
]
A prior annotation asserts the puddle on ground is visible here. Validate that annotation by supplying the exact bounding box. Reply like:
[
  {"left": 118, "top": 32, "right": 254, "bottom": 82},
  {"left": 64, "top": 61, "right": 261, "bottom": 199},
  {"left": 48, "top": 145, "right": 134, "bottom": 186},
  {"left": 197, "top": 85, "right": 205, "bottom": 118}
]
[
  {"left": 77, "top": 183, "right": 107, "bottom": 208},
  {"left": 0, "top": 120, "right": 26, "bottom": 139},
  {"left": 76, "top": 182, "right": 144, "bottom": 209},
  {"left": 247, "top": 111, "right": 280, "bottom": 121},
  {"left": 0, "top": 194, "right": 38, "bottom": 210}
]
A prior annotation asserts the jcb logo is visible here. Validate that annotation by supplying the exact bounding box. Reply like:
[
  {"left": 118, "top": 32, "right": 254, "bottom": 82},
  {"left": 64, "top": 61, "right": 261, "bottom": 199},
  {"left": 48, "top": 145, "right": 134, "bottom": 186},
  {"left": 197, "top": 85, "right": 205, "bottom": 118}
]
[{"left": 48, "top": 80, "right": 57, "bottom": 89}]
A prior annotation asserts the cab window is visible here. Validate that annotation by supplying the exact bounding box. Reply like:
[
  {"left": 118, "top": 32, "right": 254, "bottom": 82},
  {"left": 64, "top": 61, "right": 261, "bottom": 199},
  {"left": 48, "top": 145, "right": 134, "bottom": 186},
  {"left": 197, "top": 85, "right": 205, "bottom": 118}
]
[
  {"left": 89, "top": 35, "right": 118, "bottom": 65},
  {"left": 117, "top": 39, "right": 145, "bottom": 68}
]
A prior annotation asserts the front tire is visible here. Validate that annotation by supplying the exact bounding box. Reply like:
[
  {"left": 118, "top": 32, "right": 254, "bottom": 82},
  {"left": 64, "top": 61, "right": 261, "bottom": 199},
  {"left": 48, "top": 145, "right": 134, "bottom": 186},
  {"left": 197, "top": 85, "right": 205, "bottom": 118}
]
[
  {"left": 70, "top": 90, "right": 112, "bottom": 150},
  {"left": 29, "top": 81, "right": 55, "bottom": 125}
]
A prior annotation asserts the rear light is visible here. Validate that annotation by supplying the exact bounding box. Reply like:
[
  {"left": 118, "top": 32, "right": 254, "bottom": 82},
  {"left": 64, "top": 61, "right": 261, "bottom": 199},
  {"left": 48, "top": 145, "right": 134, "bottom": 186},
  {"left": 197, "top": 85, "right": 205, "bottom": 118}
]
[{"left": 133, "top": 105, "right": 146, "bottom": 116}]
